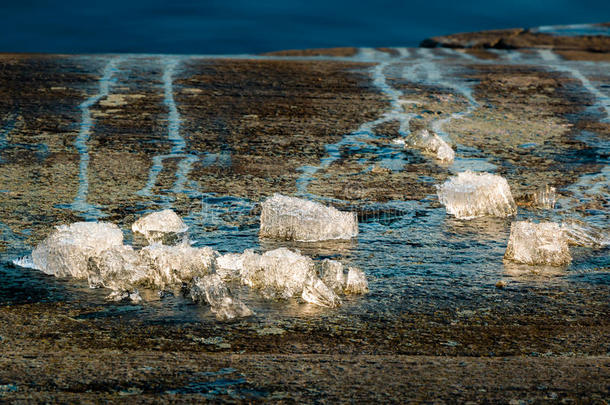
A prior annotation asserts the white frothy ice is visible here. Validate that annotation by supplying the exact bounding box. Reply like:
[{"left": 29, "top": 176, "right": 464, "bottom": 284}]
[
  {"left": 436, "top": 171, "right": 517, "bottom": 219},
  {"left": 259, "top": 194, "right": 358, "bottom": 242}
]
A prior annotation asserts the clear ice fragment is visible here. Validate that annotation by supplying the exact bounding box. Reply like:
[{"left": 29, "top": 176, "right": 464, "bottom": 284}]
[
  {"left": 345, "top": 267, "right": 369, "bottom": 294},
  {"left": 561, "top": 219, "right": 609, "bottom": 248},
  {"left": 504, "top": 221, "right": 571, "bottom": 266},
  {"left": 532, "top": 185, "right": 557, "bottom": 210},
  {"left": 301, "top": 277, "right": 341, "bottom": 308},
  {"left": 139, "top": 242, "right": 217, "bottom": 289},
  {"left": 190, "top": 275, "right": 253, "bottom": 321},
  {"left": 132, "top": 209, "right": 188, "bottom": 244},
  {"left": 436, "top": 171, "right": 517, "bottom": 219},
  {"left": 318, "top": 259, "right": 347, "bottom": 294},
  {"left": 87, "top": 245, "right": 149, "bottom": 290},
  {"left": 241, "top": 248, "right": 316, "bottom": 300},
  {"left": 215, "top": 252, "right": 247, "bottom": 282},
  {"left": 259, "top": 194, "right": 358, "bottom": 242},
  {"left": 405, "top": 128, "right": 455, "bottom": 162},
  {"left": 31, "top": 222, "right": 124, "bottom": 278},
  {"left": 105, "top": 289, "right": 142, "bottom": 303}
]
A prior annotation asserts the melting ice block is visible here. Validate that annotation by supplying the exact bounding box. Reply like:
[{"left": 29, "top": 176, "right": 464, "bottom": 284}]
[
  {"left": 436, "top": 171, "right": 517, "bottom": 219},
  {"left": 140, "top": 242, "right": 217, "bottom": 289},
  {"left": 504, "top": 221, "right": 571, "bottom": 266},
  {"left": 216, "top": 252, "right": 247, "bottom": 282},
  {"left": 190, "top": 275, "right": 253, "bottom": 321},
  {"left": 87, "top": 245, "right": 149, "bottom": 291},
  {"left": 318, "top": 259, "right": 369, "bottom": 295},
  {"left": 561, "top": 219, "right": 609, "bottom": 248},
  {"left": 259, "top": 194, "right": 358, "bottom": 242},
  {"left": 345, "top": 267, "right": 369, "bottom": 294},
  {"left": 132, "top": 209, "right": 188, "bottom": 244},
  {"left": 405, "top": 128, "right": 455, "bottom": 162},
  {"left": 32, "top": 222, "right": 124, "bottom": 278},
  {"left": 302, "top": 277, "right": 342, "bottom": 308}
]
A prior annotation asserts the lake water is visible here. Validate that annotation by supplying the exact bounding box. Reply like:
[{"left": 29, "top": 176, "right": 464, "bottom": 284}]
[{"left": 0, "top": 0, "right": 608, "bottom": 54}]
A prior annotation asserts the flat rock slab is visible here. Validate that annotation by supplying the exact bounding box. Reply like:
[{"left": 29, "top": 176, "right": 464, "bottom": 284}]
[{"left": 0, "top": 24, "right": 609, "bottom": 402}]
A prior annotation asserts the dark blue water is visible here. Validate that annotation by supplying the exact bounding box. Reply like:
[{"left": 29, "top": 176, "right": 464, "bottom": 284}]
[{"left": 1, "top": 0, "right": 608, "bottom": 54}]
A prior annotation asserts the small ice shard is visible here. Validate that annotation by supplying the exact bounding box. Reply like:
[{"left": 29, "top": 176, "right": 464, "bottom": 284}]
[
  {"left": 345, "top": 267, "right": 369, "bottom": 294},
  {"left": 259, "top": 194, "right": 358, "bottom": 242},
  {"left": 87, "top": 245, "right": 149, "bottom": 290},
  {"left": 132, "top": 209, "right": 188, "bottom": 244},
  {"left": 215, "top": 252, "right": 247, "bottom": 282},
  {"left": 32, "top": 222, "right": 124, "bottom": 278},
  {"left": 106, "top": 289, "right": 142, "bottom": 303},
  {"left": 140, "top": 242, "right": 217, "bottom": 289},
  {"left": 504, "top": 221, "right": 571, "bottom": 266},
  {"left": 241, "top": 248, "right": 315, "bottom": 300},
  {"left": 301, "top": 277, "right": 341, "bottom": 308},
  {"left": 318, "top": 259, "right": 347, "bottom": 294},
  {"left": 521, "top": 185, "right": 556, "bottom": 209},
  {"left": 436, "top": 171, "right": 517, "bottom": 219},
  {"left": 405, "top": 128, "right": 455, "bottom": 162},
  {"left": 561, "top": 219, "right": 609, "bottom": 248},
  {"left": 190, "top": 275, "right": 253, "bottom": 321}
]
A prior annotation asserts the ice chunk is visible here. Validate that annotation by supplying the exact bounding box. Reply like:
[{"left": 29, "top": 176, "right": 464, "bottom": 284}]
[
  {"left": 532, "top": 185, "right": 557, "bottom": 210},
  {"left": 190, "top": 275, "right": 253, "bottom": 321},
  {"left": 436, "top": 171, "right": 517, "bottom": 219},
  {"left": 301, "top": 277, "right": 341, "bottom": 308},
  {"left": 504, "top": 221, "right": 571, "bottom": 266},
  {"left": 405, "top": 128, "right": 455, "bottom": 162},
  {"left": 106, "top": 289, "right": 142, "bottom": 303},
  {"left": 132, "top": 209, "right": 188, "bottom": 244},
  {"left": 318, "top": 259, "right": 347, "bottom": 294},
  {"left": 140, "top": 242, "right": 216, "bottom": 289},
  {"left": 345, "top": 267, "right": 369, "bottom": 294},
  {"left": 259, "top": 194, "right": 358, "bottom": 242},
  {"left": 31, "top": 222, "right": 123, "bottom": 278},
  {"left": 215, "top": 252, "right": 246, "bottom": 282},
  {"left": 241, "top": 248, "right": 316, "bottom": 300},
  {"left": 561, "top": 219, "right": 609, "bottom": 248},
  {"left": 87, "top": 245, "right": 149, "bottom": 290}
]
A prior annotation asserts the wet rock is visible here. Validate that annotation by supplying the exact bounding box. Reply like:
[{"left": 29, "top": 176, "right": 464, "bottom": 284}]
[
  {"left": 504, "top": 221, "right": 571, "bottom": 266},
  {"left": 31, "top": 222, "right": 124, "bottom": 278},
  {"left": 259, "top": 194, "right": 358, "bottom": 242},
  {"left": 190, "top": 275, "right": 253, "bottom": 321},
  {"left": 405, "top": 128, "right": 455, "bottom": 162},
  {"left": 132, "top": 209, "right": 188, "bottom": 245},
  {"left": 140, "top": 242, "right": 217, "bottom": 289},
  {"left": 436, "top": 171, "right": 517, "bottom": 219}
]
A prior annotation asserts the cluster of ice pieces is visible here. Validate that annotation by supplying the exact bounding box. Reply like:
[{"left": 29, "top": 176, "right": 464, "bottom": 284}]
[
  {"left": 24, "top": 209, "right": 368, "bottom": 321},
  {"left": 405, "top": 128, "right": 455, "bottom": 163},
  {"left": 259, "top": 194, "right": 358, "bottom": 241},
  {"left": 436, "top": 171, "right": 517, "bottom": 219},
  {"left": 504, "top": 219, "right": 608, "bottom": 267}
]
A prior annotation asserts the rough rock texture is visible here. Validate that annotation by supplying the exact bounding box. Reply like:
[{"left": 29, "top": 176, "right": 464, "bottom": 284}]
[
  {"left": 504, "top": 221, "right": 572, "bottom": 266},
  {"left": 259, "top": 194, "right": 358, "bottom": 241},
  {"left": 436, "top": 171, "right": 517, "bottom": 219}
]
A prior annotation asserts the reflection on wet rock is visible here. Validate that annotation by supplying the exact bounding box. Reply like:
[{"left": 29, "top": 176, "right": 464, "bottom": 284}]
[
  {"left": 132, "top": 209, "right": 188, "bottom": 245},
  {"left": 436, "top": 171, "right": 517, "bottom": 219},
  {"left": 504, "top": 221, "right": 571, "bottom": 266},
  {"left": 259, "top": 194, "right": 358, "bottom": 242}
]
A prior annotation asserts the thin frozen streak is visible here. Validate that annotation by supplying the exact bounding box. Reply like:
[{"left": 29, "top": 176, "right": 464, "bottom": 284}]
[
  {"left": 538, "top": 49, "right": 610, "bottom": 122},
  {"left": 137, "top": 57, "right": 199, "bottom": 200},
  {"left": 69, "top": 57, "right": 120, "bottom": 220}
]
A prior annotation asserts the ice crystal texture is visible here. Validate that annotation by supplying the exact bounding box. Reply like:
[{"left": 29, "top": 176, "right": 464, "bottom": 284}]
[
  {"left": 301, "top": 277, "right": 342, "bottom": 308},
  {"left": 436, "top": 171, "right": 517, "bottom": 219},
  {"left": 531, "top": 185, "right": 557, "bottom": 210},
  {"left": 259, "top": 194, "right": 358, "bottom": 242},
  {"left": 405, "top": 128, "right": 455, "bottom": 162},
  {"left": 561, "top": 219, "right": 609, "bottom": 248},
  {"left": 345, "top": 267, "right": 370, "bottom": 294},
  {"left": 32, "top": 222, "right": 124, "bottom": 278},
  {"left": 87, "top": 245, "right": 149, "bottom": 290},
  {"left": 139, "top": 242, "right": 216, "bottom": 289},
  {"left": 216, "top": 252, "right": 247, "bottom": 282},
  {"left": 132, "top": 209, "right": 188, "bottom": 244},
  {"left": 504, "top": 221, "right": 571, "bottom": 266},
  {"left": 318, "top": 259, "right": 347, "bottom": 294},
  {"left": 190, "top": 275, "right": 253, "bottom": 321}
]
